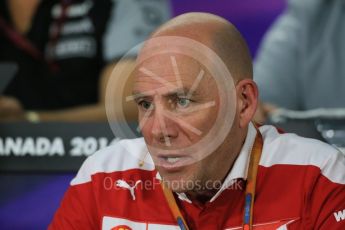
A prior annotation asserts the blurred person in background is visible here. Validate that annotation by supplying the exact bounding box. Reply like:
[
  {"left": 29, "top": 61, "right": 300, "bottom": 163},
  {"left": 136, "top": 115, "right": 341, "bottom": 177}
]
[
  {"left": 254, "top": 0, "right": 345, "bottom": 122},
  {"left": 0, "top": 0, "right": 171, "bottom": 122}
]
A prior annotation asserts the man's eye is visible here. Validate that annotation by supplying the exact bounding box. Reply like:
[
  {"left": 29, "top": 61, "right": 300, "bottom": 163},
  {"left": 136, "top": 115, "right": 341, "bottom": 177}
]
[
  {"left": 139, "top": 101, "right": 154, "bottom": 110},
  {"left": 177, "top": 98, "right": 191, "bottom": 108}
]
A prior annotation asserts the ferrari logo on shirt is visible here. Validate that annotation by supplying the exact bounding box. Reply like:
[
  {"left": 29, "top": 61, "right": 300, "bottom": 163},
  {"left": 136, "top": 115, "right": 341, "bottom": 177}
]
[
  {"left": 111, "top": 225, "right": 132, "bottom": 230},
  {"left": 103, "top": 217, "right": 179, "bottom": 230}
]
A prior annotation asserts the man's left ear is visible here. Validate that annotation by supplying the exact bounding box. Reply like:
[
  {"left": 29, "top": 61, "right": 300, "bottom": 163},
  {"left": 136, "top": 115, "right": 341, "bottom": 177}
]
[{"left": 236, "top": 79, "right": 258, "bottom": 128}]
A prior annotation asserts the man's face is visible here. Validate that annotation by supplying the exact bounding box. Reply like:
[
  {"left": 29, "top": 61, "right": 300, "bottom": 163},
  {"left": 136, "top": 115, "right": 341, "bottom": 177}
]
[{"left": 132, "top": 53, "right": 222, "bottom": 192}]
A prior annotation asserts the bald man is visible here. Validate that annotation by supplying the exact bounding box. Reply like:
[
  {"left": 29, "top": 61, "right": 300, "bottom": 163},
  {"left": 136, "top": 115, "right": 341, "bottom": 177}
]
[{"left": 50, "top": 13, "right": 345, "bottom": 229}]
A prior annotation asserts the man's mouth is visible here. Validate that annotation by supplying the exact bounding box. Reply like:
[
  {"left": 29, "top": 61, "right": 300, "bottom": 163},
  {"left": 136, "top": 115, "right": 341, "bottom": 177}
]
[
  {"left": 165, "top": 157, "right": 180, "bottom": 163},
  {"left": 155, "top": 155, "right": 191, "bottom": 171}
]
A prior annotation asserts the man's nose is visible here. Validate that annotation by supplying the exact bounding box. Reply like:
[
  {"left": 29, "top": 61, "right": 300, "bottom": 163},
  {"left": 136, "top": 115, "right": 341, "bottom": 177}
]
[{"left": 151, "top": 103, "right": 178, "bottom": 145}]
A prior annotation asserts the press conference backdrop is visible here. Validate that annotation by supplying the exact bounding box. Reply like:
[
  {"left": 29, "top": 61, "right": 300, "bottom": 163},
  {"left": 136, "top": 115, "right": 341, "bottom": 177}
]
[
  {"left": 1, "top": 115, "right": 341, "bottom": 173},
  {"left": 1, "top": 120, "right": 343, "bottom": 172},
  {"left": 0, "top": 122, "right": 117, "bottom": 229},
  {"left": 0, "top": 122, "right": 136, "bottom": 172}
]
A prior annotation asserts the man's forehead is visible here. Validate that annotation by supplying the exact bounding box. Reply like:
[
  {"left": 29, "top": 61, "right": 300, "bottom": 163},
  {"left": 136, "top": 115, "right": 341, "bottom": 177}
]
[
  {"left": 137, "top": 53, "right": 202, "bottom": 73},
  {"left": 137, "top": 53, "right": 211, "bottom": 79},
  {"left": 133, "top": 54, "right": 215, "bottom": 94}
]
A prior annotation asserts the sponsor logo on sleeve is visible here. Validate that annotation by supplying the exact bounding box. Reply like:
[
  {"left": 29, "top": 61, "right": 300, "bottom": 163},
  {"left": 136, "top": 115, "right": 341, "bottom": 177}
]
[
  {"left": 334, "top": 209, "right": 345, "bottom": 222},
  {"left": 111, "top": 225, "right": 132, "bottom": 230}
]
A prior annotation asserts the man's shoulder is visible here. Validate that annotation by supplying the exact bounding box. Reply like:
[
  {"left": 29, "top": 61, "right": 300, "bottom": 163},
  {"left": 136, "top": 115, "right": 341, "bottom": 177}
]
[
  {"left": 70, "top": 137, "right": 155, "bottom": 186},
  {"left": 259, "top": 125, "right": 345, "bottom": 183}
]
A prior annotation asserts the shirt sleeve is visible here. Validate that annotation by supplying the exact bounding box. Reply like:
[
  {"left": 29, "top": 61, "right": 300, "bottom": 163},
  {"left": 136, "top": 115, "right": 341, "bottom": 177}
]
[
  {"left": 306, "top": 151, "right": 345, "bottom": 229},
  {"left": 103, "top": 0, "right": 171, "bottom": 62},
  {"left": 48, "top": 183, "right": 98, "bottom": 230},
  {"left": 253, "top": 0, "right": 304, "bottom": 110},
  {"left": 48, "top": 157, "right": 99, "bottom": 230}
]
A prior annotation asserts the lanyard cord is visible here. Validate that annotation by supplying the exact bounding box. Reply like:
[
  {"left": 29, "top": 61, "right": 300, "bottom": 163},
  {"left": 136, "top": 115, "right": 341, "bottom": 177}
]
[
  {"left": 243, "top": 127, "right": 263, "bottom": 230},
  {"left": 161, "top": 182, "right": 190, "bottom": 230},
  {"left": 161, "top": 127, "right": 263, "bottom": 230},
  {"left": 0, "top": 16, "right": 43, "bottom": 60}
]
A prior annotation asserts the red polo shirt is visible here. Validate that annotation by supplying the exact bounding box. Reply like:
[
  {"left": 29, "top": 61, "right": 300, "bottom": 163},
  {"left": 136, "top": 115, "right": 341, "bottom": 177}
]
[{"left": 50, "top": 124, "right": 345, "bottom": 229}]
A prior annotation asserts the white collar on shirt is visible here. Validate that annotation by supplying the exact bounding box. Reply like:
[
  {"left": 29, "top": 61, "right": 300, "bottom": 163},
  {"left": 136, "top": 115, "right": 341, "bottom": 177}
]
[{"left": 155, "top": 122, "right": 258, "bottom": 203}]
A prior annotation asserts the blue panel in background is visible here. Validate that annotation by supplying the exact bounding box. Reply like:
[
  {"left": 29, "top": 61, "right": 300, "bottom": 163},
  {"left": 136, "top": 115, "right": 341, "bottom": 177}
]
[
  {"left": 171, "top": 0, "right": 287, "bottom": 57},
  {"left": 0, "top": 174, "right": 74, "bottom": 230}
]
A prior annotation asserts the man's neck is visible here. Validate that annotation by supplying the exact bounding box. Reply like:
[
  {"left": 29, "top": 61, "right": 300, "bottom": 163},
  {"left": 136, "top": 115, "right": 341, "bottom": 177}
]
[
  {"left": 186, "top": 189, "right": 218, "bottom": 205},
  {"left": 186, "top": 126, "right": 249, "bottom": 204}
]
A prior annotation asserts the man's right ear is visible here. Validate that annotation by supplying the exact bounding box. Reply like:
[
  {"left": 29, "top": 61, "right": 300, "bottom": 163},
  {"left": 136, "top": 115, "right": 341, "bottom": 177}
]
[{"left": 235, "top": 79, "right": 258, "bottom": 128}]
